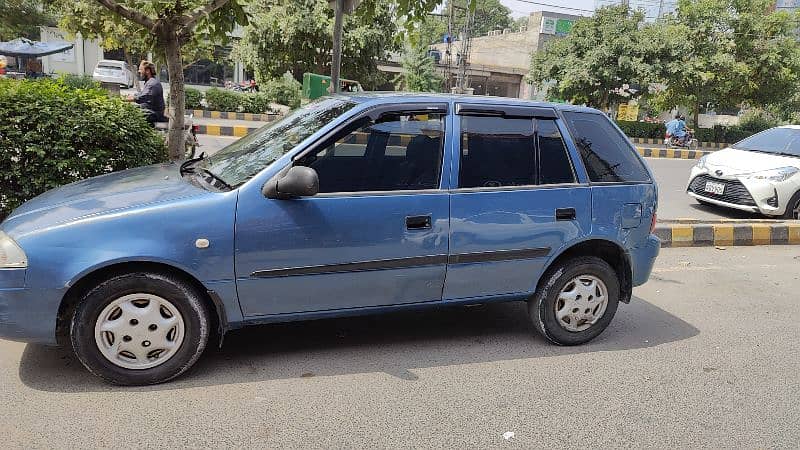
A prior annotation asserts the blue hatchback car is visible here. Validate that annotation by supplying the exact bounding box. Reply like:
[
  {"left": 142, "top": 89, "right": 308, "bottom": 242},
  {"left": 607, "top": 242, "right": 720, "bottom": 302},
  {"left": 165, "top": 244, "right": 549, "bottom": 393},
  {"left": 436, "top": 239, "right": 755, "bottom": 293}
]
[{"left": 0, "top": 93, "right": 659, "bottom": 385}]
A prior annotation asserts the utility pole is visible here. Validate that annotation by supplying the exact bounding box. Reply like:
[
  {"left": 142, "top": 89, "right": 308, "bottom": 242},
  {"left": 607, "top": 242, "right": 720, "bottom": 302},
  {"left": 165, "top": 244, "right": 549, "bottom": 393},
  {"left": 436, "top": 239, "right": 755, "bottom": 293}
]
[
  {"left": 444, "top": 1, "right": 454, "bottom": 91},
  {"left": 329, "top": 0, "right": 361, "bottom": 93},
  {"left": 657, "top": 0, "right": 664, "bottom": 18},
  {"left": 452, "top": 5, "right": 472, "bottom": 94},
  {"left": 331, "top": 0, "right": 344, "bottom": 93}
]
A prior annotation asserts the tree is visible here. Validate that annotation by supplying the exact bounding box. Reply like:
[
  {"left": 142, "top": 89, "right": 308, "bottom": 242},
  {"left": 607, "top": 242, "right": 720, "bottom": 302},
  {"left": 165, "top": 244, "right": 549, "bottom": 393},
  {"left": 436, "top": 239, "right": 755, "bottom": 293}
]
[
  {"left": 528, "top": 6, "right": 661, "bottom": 111},
  {"left": 234, "top": 0, "right": 398, "bottom": 90},
  {"left": 653, "top": 0, "right": 800, "bottom": 125},
  {"left": 394, "top": 41, "right": 442, "bottom": 92},
  {"left": 447, "top": 0, "right": 512, "bottom": 37},
  {"left": 65, "top": 0, "right": 249, "bottom": 160},
  {"left": 57, "top": 1, "right": 214, "bottom": 91},
  {"left": 0, "top": 0, "right": 55, "bottom": 40}
]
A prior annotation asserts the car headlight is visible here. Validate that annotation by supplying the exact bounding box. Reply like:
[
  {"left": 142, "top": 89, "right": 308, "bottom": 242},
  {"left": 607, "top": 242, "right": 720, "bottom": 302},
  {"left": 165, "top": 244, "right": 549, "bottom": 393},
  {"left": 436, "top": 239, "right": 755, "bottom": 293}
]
[
  {"left": 741, "top": 167, "right": 800, "bottom": 183},
  {"left": 0, "top": 231, "right": 27, "bottom": 268},
  {"left": 695, "top": 155, "right": 708, "bottom": 170}
]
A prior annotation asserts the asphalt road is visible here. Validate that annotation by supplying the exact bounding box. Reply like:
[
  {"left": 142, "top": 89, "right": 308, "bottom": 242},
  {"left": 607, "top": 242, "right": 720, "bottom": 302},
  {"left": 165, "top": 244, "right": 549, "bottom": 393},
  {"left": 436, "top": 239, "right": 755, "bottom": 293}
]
[{"left": 1, "top": 246, "right": 799, "bottom": 447}]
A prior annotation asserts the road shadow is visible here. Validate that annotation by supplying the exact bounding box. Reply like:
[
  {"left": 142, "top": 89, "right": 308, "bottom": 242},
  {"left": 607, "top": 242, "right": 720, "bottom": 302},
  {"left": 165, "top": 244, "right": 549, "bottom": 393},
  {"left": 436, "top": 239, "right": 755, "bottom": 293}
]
[
  {"left": 18, "top": 296, "right": 698, "bottom": 393},
  {"left": 687, "top": 203, "right": 762, "bottom": 220}
]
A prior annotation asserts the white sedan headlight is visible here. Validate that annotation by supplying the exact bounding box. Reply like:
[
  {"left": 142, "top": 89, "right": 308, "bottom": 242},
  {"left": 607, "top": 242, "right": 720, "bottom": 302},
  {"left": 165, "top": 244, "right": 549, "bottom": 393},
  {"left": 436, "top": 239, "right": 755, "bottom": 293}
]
[
  {"left": 0, "top": 231, "right": 27, "bottom": 268},
  {"left": 741, "top": 167, "right": 800, "bottom": 183}
]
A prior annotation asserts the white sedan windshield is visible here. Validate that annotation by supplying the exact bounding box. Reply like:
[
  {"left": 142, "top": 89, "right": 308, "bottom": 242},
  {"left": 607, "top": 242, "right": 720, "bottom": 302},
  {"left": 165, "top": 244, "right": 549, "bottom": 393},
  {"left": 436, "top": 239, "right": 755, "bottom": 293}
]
[{"left": 733, "top": 128, "right": 800, "bottom": 157}]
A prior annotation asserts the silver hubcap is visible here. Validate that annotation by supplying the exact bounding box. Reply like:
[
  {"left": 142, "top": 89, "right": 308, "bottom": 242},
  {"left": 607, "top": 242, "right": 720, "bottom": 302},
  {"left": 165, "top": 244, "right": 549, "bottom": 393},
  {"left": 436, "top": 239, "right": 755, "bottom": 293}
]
[
  {"left": 555, "top": 275, "right": 609, "bottom": 332},
  {"left": 94, "top": 294, "right": 185, "bottom": 370}
]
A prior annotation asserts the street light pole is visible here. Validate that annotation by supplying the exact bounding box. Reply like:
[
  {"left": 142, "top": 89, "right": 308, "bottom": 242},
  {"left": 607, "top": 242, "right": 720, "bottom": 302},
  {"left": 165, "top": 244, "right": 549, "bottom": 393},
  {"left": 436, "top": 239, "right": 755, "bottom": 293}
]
[{"left": 331, "top": 0, "right": 344, "bottom": 94}]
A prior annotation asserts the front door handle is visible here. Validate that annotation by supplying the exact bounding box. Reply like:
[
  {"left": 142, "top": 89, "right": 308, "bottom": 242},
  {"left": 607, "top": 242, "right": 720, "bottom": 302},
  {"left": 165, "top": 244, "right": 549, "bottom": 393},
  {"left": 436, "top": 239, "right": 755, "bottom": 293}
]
[
  {"left": 406, "top": 215, "right": 432, "bottom": 230},
  {"left": 555, "top": 208, "right": 576, "bottom": 221}
]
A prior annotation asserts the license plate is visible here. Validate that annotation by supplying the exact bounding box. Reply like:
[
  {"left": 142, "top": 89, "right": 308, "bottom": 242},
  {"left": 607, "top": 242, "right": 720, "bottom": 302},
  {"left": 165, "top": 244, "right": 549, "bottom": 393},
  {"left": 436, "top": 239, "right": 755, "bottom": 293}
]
[{"left": 704, "top": 181, "right": 725, "bottom": 195}]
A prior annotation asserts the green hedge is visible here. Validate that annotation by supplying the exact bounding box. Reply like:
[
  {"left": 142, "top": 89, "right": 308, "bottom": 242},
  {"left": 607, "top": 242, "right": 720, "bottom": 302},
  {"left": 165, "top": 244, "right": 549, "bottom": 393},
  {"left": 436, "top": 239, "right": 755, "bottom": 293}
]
[
  {"left": 58, "top": 73, "right": 101, "bottom": 90},
  {"left": 261, "top": 74, "right": 302, "bottom": 109},
  {"left": 615, "top": 121, "right": 666, "bottom": 139},
  {"left": 185, "top": 87, "right": 204, "bottom": 110},
  {"left": 0, "top": 78, "right": 167, "bottom": 217}
]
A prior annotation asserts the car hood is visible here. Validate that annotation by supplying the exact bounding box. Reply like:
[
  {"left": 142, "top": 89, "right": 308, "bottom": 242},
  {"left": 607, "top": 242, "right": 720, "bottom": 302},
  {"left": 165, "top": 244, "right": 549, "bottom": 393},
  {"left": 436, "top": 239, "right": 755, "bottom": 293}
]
[
  {"left": 2, "top": 163, "right": 210, "bottom": 237},
  {"left": 705, "top": 148, "right": 800, "bottom": 175}
]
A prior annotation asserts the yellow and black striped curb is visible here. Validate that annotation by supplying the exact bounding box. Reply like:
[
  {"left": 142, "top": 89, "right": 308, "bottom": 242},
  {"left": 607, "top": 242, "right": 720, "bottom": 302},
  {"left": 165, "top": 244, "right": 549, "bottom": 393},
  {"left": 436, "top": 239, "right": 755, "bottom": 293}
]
[
  {"left": 636, "top": 147, "right": 713, "bottom": 160},
  {"left": 195, "top": 124, "right": 260, "bottom": 137},
  {"left": 654, "top": 221, "right": 800, "bottom": 247},
  {"left": 190, "top": 109, "right": 278, "bottom": 122},
  {"left": 630, "top": 137, "right": 730, "bottom": 149}
]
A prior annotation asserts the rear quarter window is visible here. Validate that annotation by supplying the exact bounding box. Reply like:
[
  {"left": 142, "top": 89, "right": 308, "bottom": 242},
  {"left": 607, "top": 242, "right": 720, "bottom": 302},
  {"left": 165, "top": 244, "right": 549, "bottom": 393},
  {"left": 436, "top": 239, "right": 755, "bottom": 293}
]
[{"left": 562, "top": 111, "right": 650, "bottom": 183}]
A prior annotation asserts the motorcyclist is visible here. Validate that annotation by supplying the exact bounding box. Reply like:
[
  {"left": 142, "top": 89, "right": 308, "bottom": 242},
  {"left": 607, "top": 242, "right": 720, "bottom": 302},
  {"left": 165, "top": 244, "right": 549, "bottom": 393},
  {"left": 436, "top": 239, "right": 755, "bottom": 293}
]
[
  {"left": 666, "top": 114, "right": 690, "bottom": 146},
  {"left": 125, "top": 60, "right": 166, "bottom": 125}
]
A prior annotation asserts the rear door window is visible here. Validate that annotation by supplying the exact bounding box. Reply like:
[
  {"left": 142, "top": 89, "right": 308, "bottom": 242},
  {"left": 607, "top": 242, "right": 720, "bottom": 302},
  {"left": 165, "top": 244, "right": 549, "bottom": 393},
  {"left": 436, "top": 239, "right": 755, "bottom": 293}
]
[
  {"left": 459, "top": 116, "right": 536, "bottom": 188},
  {"left": 562, "top": 111, "right": 650, "bottom": 183},
  {"left": 537, "top": 119, "right": 576, "bottom": 185}
]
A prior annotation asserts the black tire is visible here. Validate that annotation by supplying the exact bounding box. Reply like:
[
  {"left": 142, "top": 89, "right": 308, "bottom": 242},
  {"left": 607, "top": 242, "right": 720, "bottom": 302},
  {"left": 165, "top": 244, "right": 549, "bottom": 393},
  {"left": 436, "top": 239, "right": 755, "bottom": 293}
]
[
  {"left": 70, "top": 272, "right": 210, "bottom": 385},
  {"left": 780, "top": 190, "right": 800, "bottom": 219},
  {"left": 528, "top": 256, "right": 620, "bottom": 346}
]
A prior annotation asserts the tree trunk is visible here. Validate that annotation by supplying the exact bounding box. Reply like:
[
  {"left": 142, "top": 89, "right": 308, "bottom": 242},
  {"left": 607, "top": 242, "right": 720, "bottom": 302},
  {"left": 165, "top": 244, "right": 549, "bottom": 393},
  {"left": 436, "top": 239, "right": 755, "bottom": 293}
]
[
  {"left": 693, "top": 100, "right": 700, "bottom": 130},
  {"left": 162, "top": 33, "right": 185, "bottom": 161}
]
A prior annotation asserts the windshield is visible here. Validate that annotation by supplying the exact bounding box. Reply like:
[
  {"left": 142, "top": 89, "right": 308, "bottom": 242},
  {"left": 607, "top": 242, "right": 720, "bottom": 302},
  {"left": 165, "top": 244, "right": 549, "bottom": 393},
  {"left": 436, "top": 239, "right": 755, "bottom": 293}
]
[
  {"left": 732, "top": 127, "right": 800, "bottom": 156},
  {"left": 198, "top": 97, "right": 358, "bottom": 187}
]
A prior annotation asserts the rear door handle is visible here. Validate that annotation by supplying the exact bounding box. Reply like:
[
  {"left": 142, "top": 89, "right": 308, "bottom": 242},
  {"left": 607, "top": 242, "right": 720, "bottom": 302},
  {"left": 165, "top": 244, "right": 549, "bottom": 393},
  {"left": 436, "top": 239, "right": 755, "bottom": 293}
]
[
  {"left": 555, "top": 208, "right": 576, "bottom": 221},
  {"left": 406, "top": 215, "right": 432, "bottom": 230}
]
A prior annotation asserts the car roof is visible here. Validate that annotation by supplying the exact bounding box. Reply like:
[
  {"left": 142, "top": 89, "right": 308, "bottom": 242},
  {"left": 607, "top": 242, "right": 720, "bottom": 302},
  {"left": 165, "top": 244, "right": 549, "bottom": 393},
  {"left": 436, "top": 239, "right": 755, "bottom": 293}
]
[
  {"left": 97, "top": 60, "right": 126, "bottom": 66},
  {"left": 337, "top": 91, "right": 601, "bottom": 114}
]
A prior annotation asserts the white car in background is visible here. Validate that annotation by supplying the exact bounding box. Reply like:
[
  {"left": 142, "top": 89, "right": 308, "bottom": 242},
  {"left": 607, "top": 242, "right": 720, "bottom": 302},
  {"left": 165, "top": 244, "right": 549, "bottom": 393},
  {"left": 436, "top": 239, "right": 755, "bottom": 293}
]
[
  {"left": 687, "top": 126, "right": 800, "bottom": 219},
  {"left": 92, "top": 60, "right": 134, "bottom": 88}
]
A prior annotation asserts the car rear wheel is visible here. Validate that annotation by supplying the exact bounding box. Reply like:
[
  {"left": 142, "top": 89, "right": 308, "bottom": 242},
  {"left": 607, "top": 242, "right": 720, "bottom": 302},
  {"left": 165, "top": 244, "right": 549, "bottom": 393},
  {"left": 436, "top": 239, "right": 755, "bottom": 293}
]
[
  {"left": 528, "top": 256, "right": 620, "bottom": 345},
  {"left": 70, "top": 272, "right": 210, "bottom": 385}
]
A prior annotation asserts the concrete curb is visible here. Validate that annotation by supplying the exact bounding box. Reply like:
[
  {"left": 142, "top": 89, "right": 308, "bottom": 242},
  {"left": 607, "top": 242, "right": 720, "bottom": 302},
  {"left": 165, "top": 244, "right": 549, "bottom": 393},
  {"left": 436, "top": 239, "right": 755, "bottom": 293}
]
[
  {"left": 190, "top": 110, "right": 278, "bottom": 122},
  {"left": 636, "top": 147, "right": 713, "bottom": 160},
  {"left": 630, "top": 137, "right": 730, "bottom": 149},
  {"left": 195, "top": 124, "right": 260, "bottom": 137},
  {"left": 655, "top": 220, "right": 800, "bottom": 247}
]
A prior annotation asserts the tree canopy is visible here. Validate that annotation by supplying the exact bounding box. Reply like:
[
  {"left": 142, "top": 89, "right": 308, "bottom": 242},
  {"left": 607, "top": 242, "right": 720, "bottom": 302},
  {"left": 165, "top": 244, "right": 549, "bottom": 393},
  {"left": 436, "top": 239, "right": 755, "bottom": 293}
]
[
  {"left": 234, "top": 0, "right": 398, "bottom": 89},
  {"left": 528, "top": 6, "right": 660, "bottom": 110},
  {"left": 528, "top": 0, "right": 800, "bottom": 125},
  {"left": 394, "top": 41, "right": 442, "bottom": 92},
  {"left": 0, "top": 0, "right": 55, "bottom": 40}
]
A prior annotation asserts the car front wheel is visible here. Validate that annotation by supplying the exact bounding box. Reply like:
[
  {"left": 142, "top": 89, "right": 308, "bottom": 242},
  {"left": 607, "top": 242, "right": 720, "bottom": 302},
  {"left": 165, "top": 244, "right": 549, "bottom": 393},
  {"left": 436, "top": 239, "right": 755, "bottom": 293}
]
[
  {"left": 780, "top": 191, "right": 800, "bottom": 219},
  {"left": 70, "top": 272, "right": 210, "bottom": 385},
  {"left": 528, "top": 256, "right": 620, "bottom": 345}
]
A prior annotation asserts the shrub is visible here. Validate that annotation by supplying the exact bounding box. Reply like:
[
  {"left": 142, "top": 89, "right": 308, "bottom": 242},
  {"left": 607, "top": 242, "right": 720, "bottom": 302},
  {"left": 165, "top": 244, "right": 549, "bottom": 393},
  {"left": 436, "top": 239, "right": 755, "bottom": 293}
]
[
  {"left": 58, "top": 73, "right": 101, "bottom": 90},
  {"left": 240, "top": 93, "right": 273, "bottom": 114},
  {"left": 261, "top": 73, "right": 302, "bottom": 109},
  {"left": 184, "top": 87, "right": 203, "bottom": 110},
  {"left": 204, "top": 87, "right": 242, "bottom": 112},
  {"left": 615, "top": 120, "right": 666, "bottom": 139},
  {"left": 738, "top": 109, "right": 779, "bottom": 135},
  {"left": 0, "top": 78, "right": 167, "bottom": 217}
]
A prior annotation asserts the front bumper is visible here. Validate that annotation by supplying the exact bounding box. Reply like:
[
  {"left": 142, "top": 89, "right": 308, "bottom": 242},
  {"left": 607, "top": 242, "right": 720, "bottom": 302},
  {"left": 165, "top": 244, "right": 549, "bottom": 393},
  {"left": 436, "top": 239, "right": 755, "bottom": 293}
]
[
  {"left": 687, "top": 167, "right": 786, "bottom": 216},
  {"left": 631, "top": 234, "right": 660, "bottom": 287},
  {"left": 0, "top": 270, "right": 62, "bottom": 344}
]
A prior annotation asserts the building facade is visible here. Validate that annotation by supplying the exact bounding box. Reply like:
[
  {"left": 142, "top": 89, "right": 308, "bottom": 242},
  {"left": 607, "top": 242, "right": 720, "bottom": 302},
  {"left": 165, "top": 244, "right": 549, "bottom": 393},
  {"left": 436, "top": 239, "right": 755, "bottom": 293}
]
[
  {"left": 419, "top": 11, "right": 581, "bottom": 99},
  {"left": 595, "top": 0, "right": 677, "bottom": 20}
]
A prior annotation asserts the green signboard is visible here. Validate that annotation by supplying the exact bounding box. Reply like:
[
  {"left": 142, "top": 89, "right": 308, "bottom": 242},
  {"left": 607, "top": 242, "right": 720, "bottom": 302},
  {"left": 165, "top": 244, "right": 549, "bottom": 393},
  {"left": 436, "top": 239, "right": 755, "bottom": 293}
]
[{"left": 555, "top": 19, "right": 573, "bottom": 36}]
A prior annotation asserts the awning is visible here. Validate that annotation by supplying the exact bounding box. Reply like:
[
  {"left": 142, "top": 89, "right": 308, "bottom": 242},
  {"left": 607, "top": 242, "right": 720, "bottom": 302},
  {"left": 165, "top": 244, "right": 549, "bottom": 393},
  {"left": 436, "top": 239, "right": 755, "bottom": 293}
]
[{"left": 0, "top": 38, "right": 74, "bottom": 57}]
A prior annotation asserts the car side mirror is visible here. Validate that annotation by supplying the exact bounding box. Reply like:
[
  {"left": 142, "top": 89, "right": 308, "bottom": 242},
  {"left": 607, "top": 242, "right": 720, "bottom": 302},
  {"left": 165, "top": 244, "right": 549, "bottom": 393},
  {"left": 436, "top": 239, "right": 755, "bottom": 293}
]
[{"left": 263, "top": 166, "right": 319, "bottom": 199}]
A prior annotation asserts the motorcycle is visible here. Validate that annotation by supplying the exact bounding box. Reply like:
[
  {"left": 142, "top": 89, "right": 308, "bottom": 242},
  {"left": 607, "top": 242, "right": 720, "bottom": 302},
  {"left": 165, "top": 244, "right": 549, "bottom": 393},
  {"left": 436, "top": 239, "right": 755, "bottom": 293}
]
[
  {"left": 154, "top": 114, "right": 199, "bottom": 159},
  {"left": 664, "top": 130, "right": 698, "bottom": 150}
]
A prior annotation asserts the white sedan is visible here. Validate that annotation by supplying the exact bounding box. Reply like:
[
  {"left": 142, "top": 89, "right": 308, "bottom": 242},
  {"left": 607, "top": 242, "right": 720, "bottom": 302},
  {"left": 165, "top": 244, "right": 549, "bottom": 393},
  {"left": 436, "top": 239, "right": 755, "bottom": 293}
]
[
  {"left": 687, "top": 125, "right": 800, "bottom": 219},
  {"left": 92, "top": 60, "right": 134, "bottom": 88}
]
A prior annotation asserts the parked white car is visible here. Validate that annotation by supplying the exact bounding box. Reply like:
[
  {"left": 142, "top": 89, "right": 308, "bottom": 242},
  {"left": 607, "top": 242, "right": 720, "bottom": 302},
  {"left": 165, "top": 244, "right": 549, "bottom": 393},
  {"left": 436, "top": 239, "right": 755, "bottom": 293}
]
[
  {"left": 687, "top": 126, "right": 800, "bottom": 218},
  {"left": 92, "top": 60, "right": 134, "bottom": 88}
]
